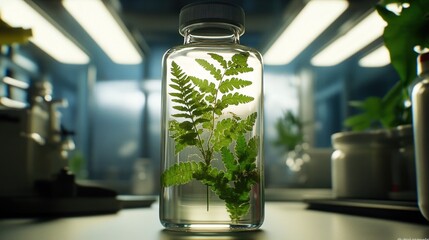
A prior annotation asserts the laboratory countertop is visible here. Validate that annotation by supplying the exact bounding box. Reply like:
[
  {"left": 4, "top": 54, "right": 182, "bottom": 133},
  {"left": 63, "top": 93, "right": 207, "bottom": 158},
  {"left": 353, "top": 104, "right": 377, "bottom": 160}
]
[{"left": 1, "top": 201, "right": 428, "bottom": 240}]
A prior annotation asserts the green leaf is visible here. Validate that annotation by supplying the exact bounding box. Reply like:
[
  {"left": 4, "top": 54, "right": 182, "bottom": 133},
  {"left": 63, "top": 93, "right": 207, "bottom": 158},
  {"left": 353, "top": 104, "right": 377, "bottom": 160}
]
[
  {"left": 195, "top": 58, "right": 222, "bottom": 81},
  {"left": 179, "top": 121, "right": 194, "bottom": 131},
  {"left": 208, "top": 53, "right": 227, "bottom": 69},
  {"left": 226, "top": 201, "right": 250, "bottom": 222},
  {"left": 169, "top": 92, "right": 182, "bottom": 98},
  {"left": 231, "top": 52, "right": 249, "bottom": 67},
  {"left": 235, "top": 134, "right": 247, "bottom": 161},
  {"left": 172, "top": 105, "right": 188, "bottom": 112},
  {"left": 212, "top": 118, "right": 235, "bottom": 151},
  {"left": 212, "top": 112, "right": 257, "bottom": 151},
  {"left": 344, "top": 97, "right": 396, "bottom": 131},
  {"left": 218, "top": 93, "right": 254, "bottom": 110},
  {"left": 218, "top": 78, "right": 252, "bottom": 94},
  {"left": 240, "top": 112, "right": 257, "bottom": 132},
  {"left": 162, "top": 161, "right": 202, "bottom": 187},
  {"left": 225, "top": 52, "right": 254, "bottom": 76},
  {"left": 235, "top": 135, "right": 258, "bottom": 167},
  {"left": 171, "top": 113, "right": 191, "bottom": 118},
  {"left": 221, "top": 147, "right": 237, "bottom": 180},
  {"left": 189, "top": 76, "right": 216, "bottom": 95},
  {"left": 376, "top": 0, "right": 429, "bottom": 103}
]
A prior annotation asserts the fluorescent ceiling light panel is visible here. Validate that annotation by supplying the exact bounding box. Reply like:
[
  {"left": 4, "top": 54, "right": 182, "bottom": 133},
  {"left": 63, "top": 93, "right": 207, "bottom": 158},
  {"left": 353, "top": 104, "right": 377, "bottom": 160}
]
[
  {"left": 311, "top": 11, "right": 387, "bottom": 66},
  {"left": 0, "top": 0, "right": 89, "bottom": 64},
  {"left": 63, "top": 0, "right": 142, "bottom": 64},
  {"left": 358, "top": 45, "right": 390, "bottom": 67},
  {"left": 263, "top": 0, "right": 348, "bottom": 65}
]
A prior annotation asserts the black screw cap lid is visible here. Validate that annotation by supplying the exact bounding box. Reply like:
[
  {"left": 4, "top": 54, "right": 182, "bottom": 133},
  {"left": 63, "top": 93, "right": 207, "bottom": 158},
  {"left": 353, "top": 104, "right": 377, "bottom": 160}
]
[{"left": 179, "top": 1, "right": 245, "bottom": 35}]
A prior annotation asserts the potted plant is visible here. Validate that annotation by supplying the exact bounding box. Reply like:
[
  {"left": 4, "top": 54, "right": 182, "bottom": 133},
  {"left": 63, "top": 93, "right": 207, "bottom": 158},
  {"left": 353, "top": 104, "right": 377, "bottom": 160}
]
[
  {"left": 273, "top": 110, "right": 304, "bottom": 153},
  {"left": 273, "top": 111, "right": 332, "bottom": 188},
  {"left": 271, "top": 111, "right": 308, "bottom": 186},
  {"left": 331, "top": 0, "right": 429, "bottom": 199},
  {"left": 345, "top": 0, "right": 429, "bottom": 131}
]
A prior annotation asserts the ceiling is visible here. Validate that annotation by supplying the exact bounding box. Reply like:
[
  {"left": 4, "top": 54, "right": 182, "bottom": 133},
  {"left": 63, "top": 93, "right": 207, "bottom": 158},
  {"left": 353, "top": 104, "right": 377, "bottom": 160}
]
[
  {"left": 19, "top": 0, "right": 381, "bottom": 81},
  {"left": 119, "top": 0, "right": 292, "bottom": 48},
  {"left": 118, "top": 0, "right": 379, "bottom": 61}
]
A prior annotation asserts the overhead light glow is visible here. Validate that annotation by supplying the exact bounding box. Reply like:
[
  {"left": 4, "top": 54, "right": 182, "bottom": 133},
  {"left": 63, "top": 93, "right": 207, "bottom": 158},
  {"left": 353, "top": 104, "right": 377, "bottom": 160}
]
[
  {"left": 358, "top": 45, "right": 390, "bottom": 67},
  {"left": 0, "top": 0, "right": 90, "bottom": 64},
  {"left": 263, "top": 0, "right": 348, "bottom": 65},
  {"left": 63, "top": 0, "right": 142, "bottom": 65},
  {"left": 311, "top": 11, "right": 386, "bottom": 66}
]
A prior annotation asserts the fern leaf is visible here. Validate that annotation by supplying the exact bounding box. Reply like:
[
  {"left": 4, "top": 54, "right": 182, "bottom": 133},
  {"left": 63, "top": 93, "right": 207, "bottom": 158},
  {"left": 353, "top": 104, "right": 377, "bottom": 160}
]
[
  {"left": 179, "top": 121, "right": 194, "bottom": 131},
  {"left": 189, "top": 76, "right": 216, "bottom": 95},
  {"left": 171, "top": 113, "right": 191, "bottom": 118},
  {"left": 212, "top": 118, "right": 235, "bottom": 151},
  {"left": 225, "top": 66, "right": 254, "bottom": 76},
  {"left": 212, "top": 112, "right": 257, "bottom": 151},
  {"left": 216, "top": 93, "right": 254, "bottom": 112},
  {"left": 170, "top": 61, "right": 189, "bottom": 83},
  {"left": 169, "top": 84, "right": 182, "bottom": 91},
  {"left": 222, "top": 92, "right": 254, "bottom": 105},
  {"left": 169, "top": 119, "right": 198, "bottom": 154},
  {"left": 208, "top": 53, "right": 227, "bottom": 69},
  {"left": 195, "top": 59, "right": 222, "bottom": 81},
  {"left": 218, "top": 78, "right": 252, "bottom": 94},
  {"left": 205, "top": 95, "right": 216, "bottom": 103},
  {"left": 169, "top": 92, "right": 182, "bottom": 98},
  {"left": 240, "top": 112, "right": 257, "bottom": 132},
  {"left": 231, "top": 52, "right": 249, "bottom": 66},
  {"left": 221, "top": 147, "right": 237, "bottom": 180},
  {"left": 235, "top": 134, "right": 247, "bottom": 161},
  {"left": 224, "top": 52, "right": 254, "bottom": 76},
  {"left": 194, "top": 117, "right": 210, "bottom": 125},
  {"left": 171, "top": 99, "right": 185, "bottom": 105},
  {"left": 172, "top": 105, "right": 188, "bottom": 112},
  {"left": 162, "top": 161, "right": 202, "bottom": 187},
  {"left": 237, "top": 135, "right": 258, "bottom": 164},
  {"left": 226, "top": 201, "right": 250, "bottom": 222}
]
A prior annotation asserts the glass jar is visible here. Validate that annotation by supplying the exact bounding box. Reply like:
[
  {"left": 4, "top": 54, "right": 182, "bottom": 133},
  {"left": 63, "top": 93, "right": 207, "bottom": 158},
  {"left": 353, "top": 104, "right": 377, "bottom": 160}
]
[{"left": 160, "top": 2, "right": 264, "bottom": 232}]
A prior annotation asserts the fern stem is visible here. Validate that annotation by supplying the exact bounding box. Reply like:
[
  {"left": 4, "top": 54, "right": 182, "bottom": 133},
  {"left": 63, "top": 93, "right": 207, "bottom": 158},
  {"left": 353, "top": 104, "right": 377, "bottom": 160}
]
[
  {"left": 207, "top": 72, "right": 226, "bottom": 155},
  {"left": 206, "top": 185, "right": 210, "bottom": 211}
]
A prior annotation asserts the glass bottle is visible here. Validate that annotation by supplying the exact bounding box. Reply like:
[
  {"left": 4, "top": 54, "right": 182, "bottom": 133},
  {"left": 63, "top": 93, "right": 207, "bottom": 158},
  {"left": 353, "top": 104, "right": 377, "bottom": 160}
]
[
  {"left": 412, "top": 52, "right": 429, "bottom": 220},
  {"left": 160, "top": 2, "right": 264, "bottom": 232}
]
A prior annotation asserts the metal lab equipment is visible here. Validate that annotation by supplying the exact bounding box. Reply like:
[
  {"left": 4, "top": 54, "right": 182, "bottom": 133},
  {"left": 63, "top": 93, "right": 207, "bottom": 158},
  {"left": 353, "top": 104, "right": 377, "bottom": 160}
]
[{"left": 0, "top": 77, "right": 72, "bottom": 197}]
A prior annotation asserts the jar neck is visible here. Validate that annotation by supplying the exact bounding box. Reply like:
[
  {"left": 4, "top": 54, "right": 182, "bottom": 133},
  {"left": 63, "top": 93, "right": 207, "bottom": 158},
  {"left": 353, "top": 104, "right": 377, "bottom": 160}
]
[{"left": 182, "top": 23, "right": 242, "bottom": 44}]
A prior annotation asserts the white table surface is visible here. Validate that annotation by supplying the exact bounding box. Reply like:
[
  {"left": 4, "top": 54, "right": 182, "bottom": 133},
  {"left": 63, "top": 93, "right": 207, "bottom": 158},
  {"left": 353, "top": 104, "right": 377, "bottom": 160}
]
[{"left": 1, "top": 202, "right": 428, "bottom": 240}]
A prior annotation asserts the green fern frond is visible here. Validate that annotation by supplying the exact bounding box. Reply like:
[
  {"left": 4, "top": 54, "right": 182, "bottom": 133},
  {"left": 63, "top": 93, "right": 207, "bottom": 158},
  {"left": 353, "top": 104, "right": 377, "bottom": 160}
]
[
  {"left": 165, "top": 52, "right": 259, "bottom": 222},
  {"left": 226, "top": 201, "right": 250, "bottom": 222},
  {"left": 218, "top": 77, "right": 252, "bottom": 94},
  {"left": 221, "top": 147, "right": 237, "bottom": 180},
  {"left": 189, "top": 76, "right": 217, "bottom": 95},
  {"left": 212, "top": 112, "right": 257, "bottom": 151},
  {"left": 212, "top": 118, "right": 236, "bottom": 151},
  {"left": 216, "top": 93, "right": 254, "bottom": 112},
  {"left": 162, "top": 161, "right": 202, "bottom": 187},
  {"left": 208, "top": 53, "right": 227, "bottom": 69},
  {"left": 195, "top": 58, "right": 222, "bottom": 81},
  {"left": 241, "top": 112, "right": 257, "bottom": 132},
  {"left": 224, "top": 52, "right": 254, "bottom": 76}
]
